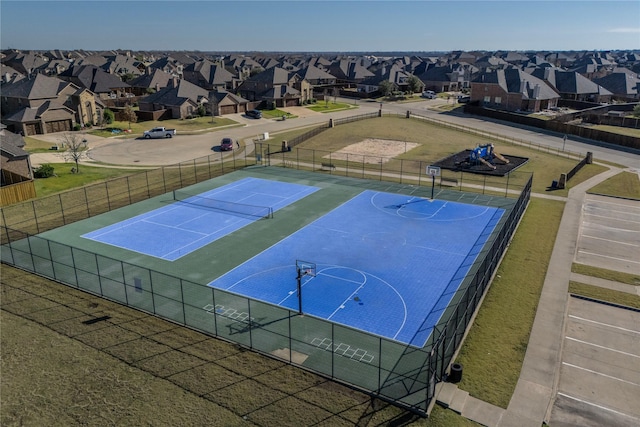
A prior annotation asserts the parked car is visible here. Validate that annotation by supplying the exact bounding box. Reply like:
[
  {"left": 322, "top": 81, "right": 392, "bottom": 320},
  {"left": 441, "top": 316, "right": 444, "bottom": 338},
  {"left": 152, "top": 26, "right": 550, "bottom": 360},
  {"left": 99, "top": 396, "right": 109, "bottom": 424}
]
[
  {"left": 245, "top": 109, "right": 262, "bottom": 119},
  {"left": 457, "top": 95, "right": 471, "bottom": 104},
  {"left": 143, "top": 127, "right": 176, "bottom": 139},
  {"left": 220, "top": 137, "right": 234, "bottom": 151},
  {"left": 422, "top": 90, "right": 437, "bottom": 99}
]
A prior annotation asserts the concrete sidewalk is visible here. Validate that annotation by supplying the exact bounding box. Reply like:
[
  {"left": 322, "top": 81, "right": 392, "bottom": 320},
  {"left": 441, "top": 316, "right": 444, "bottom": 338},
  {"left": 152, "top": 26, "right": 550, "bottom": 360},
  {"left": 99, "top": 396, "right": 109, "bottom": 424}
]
[{"left": 435, "top": 167, "right": 627, "bottom": 426}]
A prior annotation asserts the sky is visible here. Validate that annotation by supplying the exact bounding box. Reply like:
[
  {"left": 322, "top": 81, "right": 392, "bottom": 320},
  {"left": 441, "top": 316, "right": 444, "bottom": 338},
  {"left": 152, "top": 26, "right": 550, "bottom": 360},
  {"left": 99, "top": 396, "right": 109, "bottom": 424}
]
[{"left": 1, "top": 0, "right": 639, "bottom": 52}]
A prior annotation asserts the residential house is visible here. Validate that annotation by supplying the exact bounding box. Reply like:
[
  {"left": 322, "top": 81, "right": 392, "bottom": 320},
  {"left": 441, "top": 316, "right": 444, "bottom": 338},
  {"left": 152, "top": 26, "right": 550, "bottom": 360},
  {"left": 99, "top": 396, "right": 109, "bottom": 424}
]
[
  {"left": 182, "top": 59, "right": 234, "bottom": 91},
  {"left": 529, "top": 68, "right": 613, "bottom": 103},
  {"left": 2, "top": 51, "right": 48, "bottom": 76},
  {"left": 416, "top": 64, "right": 471, "bottom": 93},
  {"left": 128, "top": 68, "right": 175, "bottom": 96},
  {"left": 326, "top": 59, "right": 374, "bottom": 88},
  {"left": 1, "top": 73, "right": 99, "bottom": 135},
  {"left": 236, "top": 67, "right": 311, "bottom": 107},
  {"left": 0, "top": 126, "right": 32, "bottom": 186},
  {"left": 209, "top": 90, "right": 251, "bottom": 116},
  {"left": 58, "top": 64, "right": 131, "bottom": 101},
  {"left": 296, "top": 64, "right": 337, "bottom": 88},
  {"left": 592, "top": 68, "right": 640, "bottom": 100},
  {"left": 357, "top": 64, "right": 412, "bottom": 95},
  {"left": 138, "top": 78, "right": 209, "bottom": 119},
  {"left": 471, "top": 68, "right": 560, "bottom": 112}
]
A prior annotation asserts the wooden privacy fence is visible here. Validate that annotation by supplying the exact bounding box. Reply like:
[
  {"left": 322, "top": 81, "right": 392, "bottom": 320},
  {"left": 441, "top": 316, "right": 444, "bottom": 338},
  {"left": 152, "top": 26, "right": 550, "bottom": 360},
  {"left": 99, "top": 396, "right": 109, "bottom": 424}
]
[{"left": 0, "top": 181, "right": 36, "bottom": 207}]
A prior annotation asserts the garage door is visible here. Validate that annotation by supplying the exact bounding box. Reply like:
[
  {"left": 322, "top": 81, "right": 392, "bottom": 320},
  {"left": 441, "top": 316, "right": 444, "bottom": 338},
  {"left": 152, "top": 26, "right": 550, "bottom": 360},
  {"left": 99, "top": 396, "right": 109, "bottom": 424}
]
[
  {"left": 45, "top": 120, "right": 72, "bottom": 133},
  {"left": 219, "top": 105, "right": 236, "bottom": 115}
]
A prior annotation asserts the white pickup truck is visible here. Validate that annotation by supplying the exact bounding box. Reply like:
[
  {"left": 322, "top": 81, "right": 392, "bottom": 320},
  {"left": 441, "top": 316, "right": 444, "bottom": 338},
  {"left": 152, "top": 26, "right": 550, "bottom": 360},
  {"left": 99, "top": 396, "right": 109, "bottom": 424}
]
[{"left": 143, "top": 127, "right": 176, "bottom": 139}]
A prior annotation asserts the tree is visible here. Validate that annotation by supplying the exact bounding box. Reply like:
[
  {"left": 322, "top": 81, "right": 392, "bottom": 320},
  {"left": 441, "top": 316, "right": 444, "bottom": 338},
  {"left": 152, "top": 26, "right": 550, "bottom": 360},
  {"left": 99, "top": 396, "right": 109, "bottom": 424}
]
[
  {"left": 58, "top": 132, "right": 88, "bottom": 173},
  {"left": 378, "top": 80, "right": 394, "bottom": 97},
  {"left": 633, "top": 104, "right": 640, "bottom": 118},
  {"left": 122, "top": 104, "right": 138, "bottom": 130},
  {"left": 103, "top": 108, "right": 115, "bottom": 125},
  {"left": 407, "top": 76, "right": 423, "bottom": 95}
]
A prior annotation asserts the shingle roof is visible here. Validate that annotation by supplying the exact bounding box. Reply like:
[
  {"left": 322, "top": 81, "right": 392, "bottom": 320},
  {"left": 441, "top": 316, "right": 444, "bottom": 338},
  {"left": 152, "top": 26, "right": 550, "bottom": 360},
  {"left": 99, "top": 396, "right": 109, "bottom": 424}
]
[{"left": 0, "top": 73, "right": 68, "bottom": 99}]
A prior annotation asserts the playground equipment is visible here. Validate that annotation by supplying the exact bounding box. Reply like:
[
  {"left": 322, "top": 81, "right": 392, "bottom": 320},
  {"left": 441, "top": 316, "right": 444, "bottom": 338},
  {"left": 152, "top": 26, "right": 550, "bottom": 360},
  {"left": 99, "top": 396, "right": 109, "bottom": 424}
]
[{"left": 468, "top": 144, "right": 510, "bottom": 170}]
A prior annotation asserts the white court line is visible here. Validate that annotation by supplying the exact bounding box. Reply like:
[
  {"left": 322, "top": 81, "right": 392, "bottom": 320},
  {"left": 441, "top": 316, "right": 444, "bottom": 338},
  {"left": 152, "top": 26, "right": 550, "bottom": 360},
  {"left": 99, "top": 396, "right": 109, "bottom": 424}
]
[
  {"left": 556, "top": 392, "right": 640, "bottom": 421},
  {"left": 566, "top": 336, "right": 640, "bottom": 359},
  {"left": 581, "top": 234, "right": 640, "bottom": 246},
  {"left": 576, "top": 250, "right": 640, "bottom": 264},
  {"left": 569, "top": 315, "right": 640, "bottom": 334},
  {"left": 562, "top": 362, "right": 640, "bottom": 387}
]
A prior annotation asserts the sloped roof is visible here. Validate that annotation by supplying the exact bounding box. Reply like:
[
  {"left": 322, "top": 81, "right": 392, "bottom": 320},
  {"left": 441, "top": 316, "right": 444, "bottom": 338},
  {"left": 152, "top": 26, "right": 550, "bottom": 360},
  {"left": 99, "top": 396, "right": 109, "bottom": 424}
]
[
  {"left": 474, "top": 68, "right": 560, "bottom": 100},
  {"left": 211, "top": 90, "right": 249, "bottom": 105},
  {"left": 128, "top": 69, "right": 174, "bottom": 90},
  {"left": 59, "top": 64, "right": 129, "bottom": 93},
  {"left": 0, "top": 129, "right": 28, "bottom": 158},
  {"left": 297, "top": 64, "right": 336, "bottom": 81},
  {"left": 0, "top": 73, "right": 68, "bottom": 99},
  {"left": 530, "top": 69, "right": 612, "bottom": 95},
  {"left": 245, "top": 66, "right": 292, "bottom": 85},
  {"left": 593, "top": 69, "right": 640, "bottom": 96},
  {"left": 141, "top": 78, "right": 208, "bottom": 106}
]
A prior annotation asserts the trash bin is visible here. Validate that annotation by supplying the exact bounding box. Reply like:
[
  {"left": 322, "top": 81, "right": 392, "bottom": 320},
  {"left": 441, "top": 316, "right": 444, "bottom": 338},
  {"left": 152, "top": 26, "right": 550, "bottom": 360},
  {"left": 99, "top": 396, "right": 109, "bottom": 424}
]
[{"left": 449, "top": 363, "right": 463, "bottom": 383}]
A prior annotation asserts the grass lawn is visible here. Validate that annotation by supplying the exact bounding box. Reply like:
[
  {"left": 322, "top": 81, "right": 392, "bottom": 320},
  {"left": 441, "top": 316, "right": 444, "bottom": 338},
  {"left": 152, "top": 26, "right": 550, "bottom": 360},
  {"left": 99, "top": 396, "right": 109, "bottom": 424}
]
[
  {"left": 587, "top": 170, "right": 640, "bottom": 199},
  {"left": 590, "top": 124, "right": 640, "bottom": 138},
  {"left": 571, "top": 264, "right": 640, "bottom": 286},
  {"left": 454, "top": 198, "right": 565, "bottom": 408},
  {"left": 33, "top": 163, "right": 143, "bottom": 198},
  {"left": 260, "top": 108, "right": 297, "bottom": 119},
  {"left": 307, "top": 101, "right": 356, "bottom": 112},
  {"left": 568, "top": 282, "right": 640, "bottom": 309}
]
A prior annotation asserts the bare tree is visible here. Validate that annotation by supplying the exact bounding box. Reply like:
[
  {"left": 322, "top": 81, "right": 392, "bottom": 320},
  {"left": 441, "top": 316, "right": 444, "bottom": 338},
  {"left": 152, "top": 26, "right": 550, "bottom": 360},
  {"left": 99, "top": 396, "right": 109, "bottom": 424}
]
[
  {"left": 122, "top": 103, "right": 138, "bottom": 130},
  {"left": 58, "top": 132, "right": 88, "bottom": 173}
]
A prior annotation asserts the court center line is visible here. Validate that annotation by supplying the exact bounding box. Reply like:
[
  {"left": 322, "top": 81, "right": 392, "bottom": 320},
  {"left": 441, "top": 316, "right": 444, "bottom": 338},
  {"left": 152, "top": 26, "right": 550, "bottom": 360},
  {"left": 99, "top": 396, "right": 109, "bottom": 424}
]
[
  {"left": 565, "top": 336, "right": 640, "bottom": 359},
  {"left": 556, "top": 392, "right": 640, "bottom": 421},
  {"left": 576, "top": 250, "right": 640, "bottom": 264},
  {"left": 568, "top": 315, "right": 640, "bottom": 334},
  {"left": 562, "top": 362, "right": 640, "bottom": 387}
]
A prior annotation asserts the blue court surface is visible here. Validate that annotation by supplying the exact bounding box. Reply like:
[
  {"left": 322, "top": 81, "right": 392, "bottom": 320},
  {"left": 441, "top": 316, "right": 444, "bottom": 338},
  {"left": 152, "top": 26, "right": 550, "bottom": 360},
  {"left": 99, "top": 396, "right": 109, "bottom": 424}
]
[
  {"left": 82, "top": 178, "right": 319, "bottom": 260},
  {"left": 209, "top": 189, "right": 504, "bottom": 347}
]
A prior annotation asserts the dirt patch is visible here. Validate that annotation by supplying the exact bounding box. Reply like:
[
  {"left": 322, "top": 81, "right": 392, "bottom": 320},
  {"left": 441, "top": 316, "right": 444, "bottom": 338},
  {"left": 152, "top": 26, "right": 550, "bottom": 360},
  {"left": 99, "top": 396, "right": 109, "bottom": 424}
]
[{"left": 325, "top": 138, "right": 418, "bottom": 164}]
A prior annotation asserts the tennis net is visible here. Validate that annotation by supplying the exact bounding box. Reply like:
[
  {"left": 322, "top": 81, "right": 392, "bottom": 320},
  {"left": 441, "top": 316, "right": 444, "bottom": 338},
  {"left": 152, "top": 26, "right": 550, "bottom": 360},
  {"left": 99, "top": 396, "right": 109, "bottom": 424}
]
[{"left": 172, "top": 190, "right": 273, "bottom": 219}]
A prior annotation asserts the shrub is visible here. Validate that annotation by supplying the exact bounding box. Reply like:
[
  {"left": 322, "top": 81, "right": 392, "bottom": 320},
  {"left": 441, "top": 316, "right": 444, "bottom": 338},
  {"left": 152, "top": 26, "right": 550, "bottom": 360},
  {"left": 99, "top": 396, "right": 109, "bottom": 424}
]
[
  {"left": 33, "top": 163, "right": 55, "bottom": 178},
  {"left": 103, "top": 109, "right": 115, "bottom": 125}
]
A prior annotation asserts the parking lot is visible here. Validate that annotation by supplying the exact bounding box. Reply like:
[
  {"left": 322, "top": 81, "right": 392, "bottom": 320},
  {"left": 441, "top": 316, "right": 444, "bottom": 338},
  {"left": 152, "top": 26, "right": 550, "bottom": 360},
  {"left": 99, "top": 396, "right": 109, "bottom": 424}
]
[
  {"left": 575, "top": 194, "right": 640, "bottom": 275},
  {"left": 550, "top": 296, "right": 640, "bottom": 426}
]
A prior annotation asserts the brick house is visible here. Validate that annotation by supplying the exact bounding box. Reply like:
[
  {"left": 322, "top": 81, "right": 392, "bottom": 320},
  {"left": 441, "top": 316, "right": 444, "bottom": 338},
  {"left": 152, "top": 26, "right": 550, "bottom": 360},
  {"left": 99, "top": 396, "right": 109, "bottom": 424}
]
[
  {"left": 1, "top": 73, "right": 99, "bottom": 135},
  {"left": 471, "top": 68, "right": 560, "bottom": 112}
]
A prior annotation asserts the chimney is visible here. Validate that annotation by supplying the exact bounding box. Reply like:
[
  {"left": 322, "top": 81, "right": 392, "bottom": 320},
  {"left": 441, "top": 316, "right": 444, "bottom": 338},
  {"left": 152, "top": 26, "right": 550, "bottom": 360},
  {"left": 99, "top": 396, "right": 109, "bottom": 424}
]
[
  {"left": 533, "top": 84, "right": 541, "bottom": 99},
  {"left": 172, "top": 76, "right": 178, "bottom": 87},
  {"left": 519, "top": 80, "right": 526, "bottom": 93},
  {"left": 544, "top": 67, "right": 551, "bottom": 80}
]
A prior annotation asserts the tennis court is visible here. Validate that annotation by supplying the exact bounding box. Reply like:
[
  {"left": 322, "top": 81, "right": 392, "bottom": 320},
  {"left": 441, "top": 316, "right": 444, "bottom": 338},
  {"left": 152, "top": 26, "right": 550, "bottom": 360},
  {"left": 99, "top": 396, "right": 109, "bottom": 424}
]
[{"left": 82, "top": 177, "right": 319, "bottom": 260}]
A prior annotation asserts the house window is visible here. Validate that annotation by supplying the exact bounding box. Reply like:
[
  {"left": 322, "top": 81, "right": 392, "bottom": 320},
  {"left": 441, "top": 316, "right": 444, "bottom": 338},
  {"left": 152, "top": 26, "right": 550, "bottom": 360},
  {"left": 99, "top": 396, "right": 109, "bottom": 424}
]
[
  {"left": 494, "top": 97, "right": 501, "bottom": 105},
  {"left": 484, "top": 96, "right": 491, "bottom": 103}
]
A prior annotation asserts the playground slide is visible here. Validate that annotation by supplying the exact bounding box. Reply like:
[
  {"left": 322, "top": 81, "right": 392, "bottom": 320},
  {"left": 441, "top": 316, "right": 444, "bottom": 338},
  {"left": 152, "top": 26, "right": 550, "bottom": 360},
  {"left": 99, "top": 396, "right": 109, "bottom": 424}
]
[
  {"left": 479, "top": 157, "right": 497, "bottom": 170},
  {"left": 494, "top": 151, "right": 510, "bottom": 164}
]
